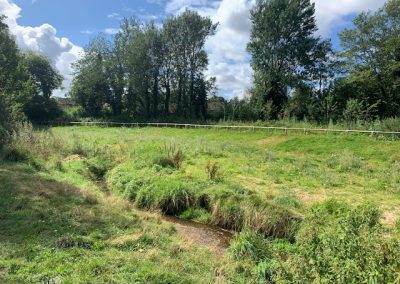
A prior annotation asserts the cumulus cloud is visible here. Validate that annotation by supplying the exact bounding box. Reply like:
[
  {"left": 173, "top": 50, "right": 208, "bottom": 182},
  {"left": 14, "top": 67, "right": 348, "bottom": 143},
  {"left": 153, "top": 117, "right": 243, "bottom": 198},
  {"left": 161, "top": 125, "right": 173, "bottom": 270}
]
[
  {"left": 165, "top": 0, "right": 387, "bottom": 99},
  {"left": 314, "top": 0, "right": 387, "bottom": 36},
  {"left": 0, "top": 0, "right": 83, "bottom": 97}
]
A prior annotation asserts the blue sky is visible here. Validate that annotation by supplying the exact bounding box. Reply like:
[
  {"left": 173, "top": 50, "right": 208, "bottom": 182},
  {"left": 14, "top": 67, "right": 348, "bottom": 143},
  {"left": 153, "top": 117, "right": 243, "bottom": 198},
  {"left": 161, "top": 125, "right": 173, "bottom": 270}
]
[
  {"left": 13, "top": 0, "right": 165, "bottom": 46},
  {"left": 1, "top": 0, "right": 387, "bottom": 98}
]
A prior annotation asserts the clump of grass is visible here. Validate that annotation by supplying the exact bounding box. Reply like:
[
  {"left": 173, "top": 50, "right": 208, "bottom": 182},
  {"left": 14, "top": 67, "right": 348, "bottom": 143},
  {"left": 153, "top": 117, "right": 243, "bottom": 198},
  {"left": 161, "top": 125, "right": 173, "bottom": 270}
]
[
  {"left": 135, "top": 177, "right": 196, "bottom": 215},
  {"left": 200, "top": 184, "right": 299, "bottom": 239},
  {"left": 155, "top": 144, "right": 184, "bottom": 169},
  {"left": 55, "top": 235, "right": 94, "bottom": 249},
  {"left": 327, "top": 149, "right": 364, "bottom": 172},
  {"left": 179, "top": 208, "right": 211, "bottom": 223},
  {"left": 85, "top": 157, "right": 113, "bottom": 180},
  {"left": 273, "top": 195, "right": 300, "bottom": 208},
  {"left": 229, "top": 230, "right": 270, "bottom": 262},
  {"left": 206, "top": 161, "right": 221, "bottom": 180},
  {"left": 106, "top": 163, "right": 155, "bottom": 201}
]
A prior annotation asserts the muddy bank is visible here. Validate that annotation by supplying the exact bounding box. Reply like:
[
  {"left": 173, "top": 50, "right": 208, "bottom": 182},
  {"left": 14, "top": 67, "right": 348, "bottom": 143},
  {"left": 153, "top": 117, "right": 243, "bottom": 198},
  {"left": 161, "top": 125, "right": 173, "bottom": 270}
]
[{"left": 162, "top": 215, "right": 233, "bottom": 256}]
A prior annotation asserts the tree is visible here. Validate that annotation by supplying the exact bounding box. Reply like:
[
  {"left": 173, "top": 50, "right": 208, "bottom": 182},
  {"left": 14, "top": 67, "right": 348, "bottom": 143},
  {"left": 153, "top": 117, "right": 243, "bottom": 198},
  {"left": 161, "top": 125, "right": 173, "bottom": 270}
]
[
  {"left": 70, "top": 11, "right": 217, "bottom": 121},
  {"left": 163, "top": 11, "right": 217, "bottom": 118},
  {"left": 247, "top": 0, "right": 325, "bottom": 119},
  {"left": 339, "top": 0, "right": 400, "bottom": 118},
  {"left": 71, "top": 35, "right": 113, "bottom": 117},
  {"left": 23, "top": 53, "right": 63, "bottom": 98}
]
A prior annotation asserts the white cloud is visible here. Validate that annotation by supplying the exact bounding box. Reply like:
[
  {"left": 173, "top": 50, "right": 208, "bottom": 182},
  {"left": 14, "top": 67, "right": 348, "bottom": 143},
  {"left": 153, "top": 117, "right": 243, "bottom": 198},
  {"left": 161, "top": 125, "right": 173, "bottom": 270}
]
[
  {"left": 80, "top": 29, "right": 94, "bottom": 35},
  {"left": 104, "top": 28, "right": 120, "bottom": 35},
  {"left": 107, "top": 12, "right": 123, "bottom": 21},
  {"left": 313, "top": 0, "right": 387, "bottom": 35},
  {"left": 0, "top": 0, "right": 83, "bottom": 97}
]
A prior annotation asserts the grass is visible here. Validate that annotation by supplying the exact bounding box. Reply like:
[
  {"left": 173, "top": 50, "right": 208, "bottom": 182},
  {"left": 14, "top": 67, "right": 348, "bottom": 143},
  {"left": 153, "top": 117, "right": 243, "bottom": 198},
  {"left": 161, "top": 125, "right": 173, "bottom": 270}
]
[
  {"left": 52, "top": 126, "right": 400, "bottom": 218},
  {"left": 1, "top": 125, "right": 400, "bottom": 283},
  {"left": 0, "top": 162, "right": 220, "bottom": 283}
]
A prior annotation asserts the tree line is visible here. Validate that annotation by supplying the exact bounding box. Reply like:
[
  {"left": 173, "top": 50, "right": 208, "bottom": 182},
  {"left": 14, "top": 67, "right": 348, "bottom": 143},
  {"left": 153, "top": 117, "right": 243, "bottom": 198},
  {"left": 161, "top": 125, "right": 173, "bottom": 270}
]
[
  {"left": 240, "top": 0, "right": 400, "bottom": 123},
  {"left": 71, "top": 11, "right": 218, "bottom": 120},
  {"left": 1, "top": 0, "right": 400, "bottom": 128}
]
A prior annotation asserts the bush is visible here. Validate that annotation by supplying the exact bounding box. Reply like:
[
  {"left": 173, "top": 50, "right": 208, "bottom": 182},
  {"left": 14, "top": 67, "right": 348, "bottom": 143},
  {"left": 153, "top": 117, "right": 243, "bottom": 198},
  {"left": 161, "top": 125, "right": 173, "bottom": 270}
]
[
  {"left": 24, "top": 95, "right": 63, "bottom": 123},
  {"left": 276, "top": 201, "right": 400, "bottom": 283}
]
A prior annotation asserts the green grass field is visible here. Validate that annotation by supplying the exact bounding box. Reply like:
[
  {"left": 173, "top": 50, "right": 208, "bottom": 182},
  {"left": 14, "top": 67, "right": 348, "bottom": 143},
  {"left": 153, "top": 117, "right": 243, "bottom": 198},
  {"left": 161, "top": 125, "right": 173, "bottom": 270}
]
[{"left": 1, "top": 126, "right": 399, "bottom": 283}]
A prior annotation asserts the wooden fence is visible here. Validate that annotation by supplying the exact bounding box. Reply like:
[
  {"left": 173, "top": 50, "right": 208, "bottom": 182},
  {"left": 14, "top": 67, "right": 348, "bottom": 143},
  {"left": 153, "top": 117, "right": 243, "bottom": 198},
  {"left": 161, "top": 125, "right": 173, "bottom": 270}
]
[{"left": 43, "top": 121, "right": 400, "bottom": 137}]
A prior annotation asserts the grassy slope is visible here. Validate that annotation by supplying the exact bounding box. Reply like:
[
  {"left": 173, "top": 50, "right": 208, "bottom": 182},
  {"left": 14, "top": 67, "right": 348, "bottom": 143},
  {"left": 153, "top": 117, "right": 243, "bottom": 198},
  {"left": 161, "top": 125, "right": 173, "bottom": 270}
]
[{"left": 0, "top": 162, "right": 217, "bottom": 283}]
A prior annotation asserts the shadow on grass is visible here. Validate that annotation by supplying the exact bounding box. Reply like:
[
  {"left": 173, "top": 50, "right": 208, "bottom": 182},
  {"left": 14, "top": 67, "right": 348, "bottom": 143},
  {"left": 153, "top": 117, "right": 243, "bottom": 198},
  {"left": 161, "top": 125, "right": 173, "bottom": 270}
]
[{"left": 0, "top": 163, "right": 140, "bottom": 249}]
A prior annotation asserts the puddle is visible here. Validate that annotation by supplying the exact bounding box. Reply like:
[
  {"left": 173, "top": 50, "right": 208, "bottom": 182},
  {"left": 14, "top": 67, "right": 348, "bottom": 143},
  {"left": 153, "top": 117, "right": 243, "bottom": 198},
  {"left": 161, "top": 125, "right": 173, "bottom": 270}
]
[{"left": 162, "top": 215, "right": 233, "bottom": 256}]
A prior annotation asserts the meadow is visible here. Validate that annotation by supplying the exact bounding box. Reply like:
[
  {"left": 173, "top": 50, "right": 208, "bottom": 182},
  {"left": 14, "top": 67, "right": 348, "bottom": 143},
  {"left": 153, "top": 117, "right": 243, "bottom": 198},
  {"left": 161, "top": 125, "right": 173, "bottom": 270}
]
[{"left": 1, "top": 125, "right": 400, "bottom": 283}]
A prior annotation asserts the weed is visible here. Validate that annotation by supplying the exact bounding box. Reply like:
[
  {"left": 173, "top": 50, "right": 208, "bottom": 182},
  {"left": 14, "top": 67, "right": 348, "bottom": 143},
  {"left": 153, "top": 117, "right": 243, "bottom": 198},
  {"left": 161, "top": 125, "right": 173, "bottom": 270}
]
[
  {"left": 206, "top": 161, "right": 221, "bottom": 180},
  {"left": 55, "top": 235, "right": 94, "bottom": 249},
  {"left": 155, "top": 143, "right": 184, "bottom": 170}
]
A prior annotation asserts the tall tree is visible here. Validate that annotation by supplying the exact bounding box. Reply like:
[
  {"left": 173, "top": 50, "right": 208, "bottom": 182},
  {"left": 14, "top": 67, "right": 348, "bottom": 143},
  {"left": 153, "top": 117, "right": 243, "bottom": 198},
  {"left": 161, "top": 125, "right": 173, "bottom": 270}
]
[
  {"left": 163, "top": 11, "right": 217, "bottom": 118},
  {"left": 247, "top": 0, "right": 323, "bottom": 119},
  {"left": 23, "top": 52, "right": 63, "bottom": 98},
  {"left": 71, "top": 35, "right": 113, "bottom": 117},
  {"left": 339, "top": 0, "right": 400, "bottom": 118}
]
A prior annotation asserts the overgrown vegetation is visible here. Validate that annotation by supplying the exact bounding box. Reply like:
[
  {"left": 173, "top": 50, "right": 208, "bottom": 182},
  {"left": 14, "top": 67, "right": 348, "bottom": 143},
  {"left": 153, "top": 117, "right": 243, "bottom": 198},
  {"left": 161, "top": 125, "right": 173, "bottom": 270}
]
[{"left": 2, "top": 125, "right": 399, "bottom": 282}]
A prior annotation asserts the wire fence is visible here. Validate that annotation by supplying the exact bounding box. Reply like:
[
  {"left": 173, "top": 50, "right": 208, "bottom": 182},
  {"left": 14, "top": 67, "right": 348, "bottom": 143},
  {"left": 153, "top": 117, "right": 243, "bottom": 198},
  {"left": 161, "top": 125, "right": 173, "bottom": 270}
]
[{"left": 43, "top": 121, "right": 400, "bottom": 137}]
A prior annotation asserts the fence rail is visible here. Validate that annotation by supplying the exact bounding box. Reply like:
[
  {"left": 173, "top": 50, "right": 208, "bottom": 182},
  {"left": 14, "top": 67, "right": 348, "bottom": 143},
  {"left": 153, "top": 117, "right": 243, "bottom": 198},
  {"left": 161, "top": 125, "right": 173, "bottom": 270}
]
[{"left": 44, "top": 121, "right": 400, "bottom": 137}]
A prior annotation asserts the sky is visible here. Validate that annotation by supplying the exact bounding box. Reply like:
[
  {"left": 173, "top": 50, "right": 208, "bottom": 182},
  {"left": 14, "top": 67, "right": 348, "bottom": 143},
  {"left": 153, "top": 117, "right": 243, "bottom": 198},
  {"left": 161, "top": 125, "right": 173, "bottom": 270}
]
[{"left": 0, "top": 0, "right": 387, "bottom": 98}]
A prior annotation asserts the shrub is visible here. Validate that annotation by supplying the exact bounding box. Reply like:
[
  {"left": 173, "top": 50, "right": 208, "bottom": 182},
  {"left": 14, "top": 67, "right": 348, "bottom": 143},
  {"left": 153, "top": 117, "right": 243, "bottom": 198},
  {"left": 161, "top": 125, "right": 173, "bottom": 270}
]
[{"left": 276, "top": 201, "right": 400, "bottom": 283}]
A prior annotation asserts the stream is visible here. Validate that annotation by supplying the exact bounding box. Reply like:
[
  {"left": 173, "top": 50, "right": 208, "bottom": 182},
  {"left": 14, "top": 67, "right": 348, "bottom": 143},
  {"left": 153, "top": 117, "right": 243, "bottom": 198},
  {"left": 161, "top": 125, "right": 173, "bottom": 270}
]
[
  {"left": 162, "top": 215, "right": 234, "bottom": 256},
  {"left": 96, "top": 179, "right": 233, "bottom": 255}
]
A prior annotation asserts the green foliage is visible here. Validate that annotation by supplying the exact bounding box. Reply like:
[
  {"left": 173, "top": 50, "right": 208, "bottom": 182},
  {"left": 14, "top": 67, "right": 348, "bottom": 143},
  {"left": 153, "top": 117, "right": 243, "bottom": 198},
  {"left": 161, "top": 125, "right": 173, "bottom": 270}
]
[
  {"left": 23, "top": 52, "right": 63, "bottom": 98},
  {"left": 135, "top": 177, "right": 196, "bottom": 215},
  {"left": 339, "top": 0, "right": 400, "bottom": 118},
  {"left": 23, "top": 95, "right": 63, "bottom": 122},
  {"left": 71, "top": 11, "right": 217, "bottom": 120},
  {"left": 205, "top": 160, "right": 220, "bottom": 180},
  {"left": 229, "top": 231, "right": 270, "bottom": 262},
  {"left": 0, "top": 17, "right": 63, "bottom": 125},
  {"left": 276, "top": 201, "right": 400, "bottom": 283},
  {"left": 248, "top": 0, "right": 327, "bottom": 119},
  {"left": 155, "top": 144, "right": 184, "bottom": 169}
]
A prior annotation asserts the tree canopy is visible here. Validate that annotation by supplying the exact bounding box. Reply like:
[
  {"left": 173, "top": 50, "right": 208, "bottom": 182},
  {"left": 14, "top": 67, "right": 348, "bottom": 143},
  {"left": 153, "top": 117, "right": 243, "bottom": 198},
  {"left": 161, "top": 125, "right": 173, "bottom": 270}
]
[{"left": 71, "top": 10, "right": 217, "bottom": 120}]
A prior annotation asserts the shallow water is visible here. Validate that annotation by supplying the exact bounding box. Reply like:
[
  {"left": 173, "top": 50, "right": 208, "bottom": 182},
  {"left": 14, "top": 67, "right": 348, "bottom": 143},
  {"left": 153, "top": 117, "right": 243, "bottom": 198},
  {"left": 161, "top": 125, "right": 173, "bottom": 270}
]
[{"left": 163, "top": 216, "right": 233, "bottom": 256}]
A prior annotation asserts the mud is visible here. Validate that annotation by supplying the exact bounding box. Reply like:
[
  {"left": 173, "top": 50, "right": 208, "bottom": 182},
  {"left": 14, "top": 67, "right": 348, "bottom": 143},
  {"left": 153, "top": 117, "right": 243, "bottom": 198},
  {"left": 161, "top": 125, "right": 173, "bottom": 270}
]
[{"left": 163, "top": 215, "right": 233, "bottom": 256}]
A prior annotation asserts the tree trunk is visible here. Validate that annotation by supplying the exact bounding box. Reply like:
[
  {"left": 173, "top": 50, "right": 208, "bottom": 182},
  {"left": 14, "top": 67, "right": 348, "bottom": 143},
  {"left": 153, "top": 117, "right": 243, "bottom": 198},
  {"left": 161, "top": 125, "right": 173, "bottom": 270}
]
[{"left": 152, "top": 74, "right": 158, "bottom": 118}]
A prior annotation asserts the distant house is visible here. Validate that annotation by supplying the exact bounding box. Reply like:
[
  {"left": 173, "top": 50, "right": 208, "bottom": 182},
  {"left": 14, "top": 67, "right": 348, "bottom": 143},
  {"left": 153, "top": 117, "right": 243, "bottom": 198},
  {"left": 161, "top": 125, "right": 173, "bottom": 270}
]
[{"left": 55, "top": 97, "right": 76, "bottom": 110}]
